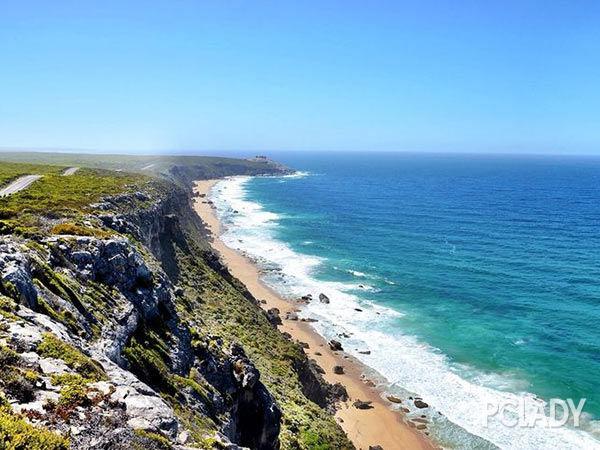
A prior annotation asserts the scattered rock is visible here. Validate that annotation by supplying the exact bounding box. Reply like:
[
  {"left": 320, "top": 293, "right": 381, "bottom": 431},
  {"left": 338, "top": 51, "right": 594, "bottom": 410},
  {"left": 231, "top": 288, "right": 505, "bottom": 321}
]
[
  {"left": 353, "top": 400, "right": 373, "bottom": 410},
  {"left": 328, "top": 340, "right": 343, "bottom": 351},
  {"left": 318, "top": 293, "right": 330, "bottom": 304},
  {"left": 333, "top": 365, "right": 344, "bottom": 375},
  {"left": 369, "top": 446, "right": 384, "bottom": 450}
]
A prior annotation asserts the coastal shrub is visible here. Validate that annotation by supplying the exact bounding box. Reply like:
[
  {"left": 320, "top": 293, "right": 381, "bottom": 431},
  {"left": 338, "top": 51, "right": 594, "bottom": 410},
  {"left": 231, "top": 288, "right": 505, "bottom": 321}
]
[
  {"left": 57, "top": 383, "right": 90, "bottom": 408},
  {"left": 37, "top": 333, "right": 105, "bottom": 381},
  {"left": 50, "top": 223, "right": 111, "bottom": 238},
  {"left": 133, "top": 429, "right": 173, "bottom": 450},
  {"left": 0, "top": 408, "right": 69, "bottom": 450},
  {"left": 123, "top": 335, "right": 176, "bottom": 395}
]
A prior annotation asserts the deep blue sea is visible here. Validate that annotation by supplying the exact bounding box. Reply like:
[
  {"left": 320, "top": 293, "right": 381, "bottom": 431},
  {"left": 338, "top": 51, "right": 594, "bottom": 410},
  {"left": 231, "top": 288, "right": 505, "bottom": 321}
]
[{"left": 210, "top": 152, "right": 600, "bottom": 449}]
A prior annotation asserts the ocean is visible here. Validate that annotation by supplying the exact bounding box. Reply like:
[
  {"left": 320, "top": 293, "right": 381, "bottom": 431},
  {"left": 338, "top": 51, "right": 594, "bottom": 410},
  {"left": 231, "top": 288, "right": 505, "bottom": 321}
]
[{"left": 209, "top": 152, "right": 600, "bottom": 449}]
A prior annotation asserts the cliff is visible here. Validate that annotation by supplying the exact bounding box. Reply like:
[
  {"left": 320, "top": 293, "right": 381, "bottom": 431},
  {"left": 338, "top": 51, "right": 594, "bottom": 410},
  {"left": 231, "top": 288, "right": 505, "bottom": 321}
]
[{"left": 0, "top": 161, "right": 352, "bottom": 449}]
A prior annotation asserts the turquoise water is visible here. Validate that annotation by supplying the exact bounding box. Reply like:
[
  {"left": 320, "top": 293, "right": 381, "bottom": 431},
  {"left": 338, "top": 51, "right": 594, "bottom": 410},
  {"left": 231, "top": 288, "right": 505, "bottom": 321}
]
[{"left": 211, "top": 152, "right": 600, "bottom": 449}]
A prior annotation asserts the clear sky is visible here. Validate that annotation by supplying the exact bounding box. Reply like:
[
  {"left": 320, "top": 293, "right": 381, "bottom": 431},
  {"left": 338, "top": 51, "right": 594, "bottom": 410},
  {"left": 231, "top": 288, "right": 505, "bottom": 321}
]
[{"left": 1, "top": 1, "right": 599, "bottom": 154}]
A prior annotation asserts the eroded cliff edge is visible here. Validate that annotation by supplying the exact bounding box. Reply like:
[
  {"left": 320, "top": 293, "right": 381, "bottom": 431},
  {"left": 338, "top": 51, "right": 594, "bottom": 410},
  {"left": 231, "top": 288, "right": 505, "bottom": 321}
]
[{"left": 0, "top": 162, "right": 352, "bottom": 449}]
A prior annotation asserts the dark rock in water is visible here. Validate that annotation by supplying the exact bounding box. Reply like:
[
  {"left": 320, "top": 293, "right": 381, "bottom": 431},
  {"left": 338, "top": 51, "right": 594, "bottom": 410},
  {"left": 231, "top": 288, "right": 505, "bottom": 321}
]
[
  {"left": 387, "top": 395, "right": 402, "bottom": 404},
  {"left": 266, "top": 308, "right": 282, "bottom": 326},
  {"left": 369, "top": 446, "right": 384, "bottom": 450},
  {"left": 353, "top": 400, "right": 373, "bottom": 410},
  {"left": 333, "top": 365, "right": 345, "bottom": 375},
  {"left": 358, "top": 350, "right": 371, "bottom": 355},
  {"left": 233, "top": 210, "right": 239, "bottom": 213},
  {"left": 338, "top": 332, "right": 350, "bottom": 339},
  {"left": 328, "top": 340, "right": 343, "bottom": 351},
  {"left": 414, "top": 399, "right": 429, "bottom": 409},
  {"left": 318, "top": 293, "right": 330, "bottom": 304},
  {"left": 358, "top": 284, "right": 364, "bottom": 288},
  {"left": 354, "top": 308, "right": 363, "bottom": 312}
]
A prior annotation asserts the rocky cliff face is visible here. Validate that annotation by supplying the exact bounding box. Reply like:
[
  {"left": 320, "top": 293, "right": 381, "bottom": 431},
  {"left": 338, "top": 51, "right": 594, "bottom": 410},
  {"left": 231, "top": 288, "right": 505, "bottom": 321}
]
[{"left": 0, "top": 178, "right": 352, "bottom": 449}]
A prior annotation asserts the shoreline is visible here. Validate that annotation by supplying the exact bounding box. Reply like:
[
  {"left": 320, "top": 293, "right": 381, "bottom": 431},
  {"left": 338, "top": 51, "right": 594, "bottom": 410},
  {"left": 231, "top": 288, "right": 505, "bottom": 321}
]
[{"left": 193, "top": 179, "right": 436, "bottom": 450}]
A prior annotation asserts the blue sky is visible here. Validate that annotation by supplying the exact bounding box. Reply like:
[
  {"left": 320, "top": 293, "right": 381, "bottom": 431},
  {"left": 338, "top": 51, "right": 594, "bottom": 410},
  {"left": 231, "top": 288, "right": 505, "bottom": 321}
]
[{"left": 0, "top": 1, "right": 599, "bottom": 154}]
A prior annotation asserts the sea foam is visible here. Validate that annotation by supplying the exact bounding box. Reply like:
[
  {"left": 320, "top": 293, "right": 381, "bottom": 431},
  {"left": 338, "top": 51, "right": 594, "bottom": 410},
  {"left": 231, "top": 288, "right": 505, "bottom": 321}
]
[{"left": 210, "top": 175, "right": 600, "bottom": 450}]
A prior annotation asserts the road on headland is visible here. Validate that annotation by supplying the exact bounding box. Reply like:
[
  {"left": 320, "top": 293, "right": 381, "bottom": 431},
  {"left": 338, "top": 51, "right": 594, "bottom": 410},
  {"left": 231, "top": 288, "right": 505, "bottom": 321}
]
[
  {"left": 62, "top": 167, "right": 79, "bottom": 176},
  {"left": 0, "top": 175, "right": 42, "bottom": 197}
]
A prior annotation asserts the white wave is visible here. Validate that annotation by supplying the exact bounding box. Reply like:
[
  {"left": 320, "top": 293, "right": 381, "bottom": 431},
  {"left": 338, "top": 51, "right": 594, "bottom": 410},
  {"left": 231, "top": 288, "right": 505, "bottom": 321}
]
[
  {"left": 282, "top": 170, "right": 310, "bottom": 179},
  {"left": 209, "top": 176, "right": 600, "bottom": 450},
  {"left": 349, "top": 269, "right": 368, "bottom": 277}
]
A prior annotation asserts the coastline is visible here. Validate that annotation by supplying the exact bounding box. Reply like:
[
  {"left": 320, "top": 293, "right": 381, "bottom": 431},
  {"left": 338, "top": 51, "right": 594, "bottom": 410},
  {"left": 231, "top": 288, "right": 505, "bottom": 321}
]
[{"left": 193, "top": 179, "right": 436, "bottom": 450}]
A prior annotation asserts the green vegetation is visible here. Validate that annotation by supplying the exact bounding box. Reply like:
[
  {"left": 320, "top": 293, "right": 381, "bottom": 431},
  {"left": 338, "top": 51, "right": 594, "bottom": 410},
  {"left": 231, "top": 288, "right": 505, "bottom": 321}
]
[
  {"left": 133, "top": 429, "right": 173, "bottom": 450},
  {"left": 37, "top": 333, "right": 106, "bottom": 382},
  {"left": 0, "top": 406, "right": 69, "bottom": 450},
  {"left": 0, "top": 166, "right": 157, "bottom": 234},
  {"left": 0, "top": 345, "right": 38, "bottom": 404},
  {"left": 50, "top": 223, "right": 112, "bottom": 238}
]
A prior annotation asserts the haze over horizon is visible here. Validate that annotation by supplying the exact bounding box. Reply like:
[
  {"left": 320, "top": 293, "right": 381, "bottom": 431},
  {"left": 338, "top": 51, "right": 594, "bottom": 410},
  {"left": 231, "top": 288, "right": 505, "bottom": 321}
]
[{"left": 1, "top": 1, "right": 599, "bottom": 154}]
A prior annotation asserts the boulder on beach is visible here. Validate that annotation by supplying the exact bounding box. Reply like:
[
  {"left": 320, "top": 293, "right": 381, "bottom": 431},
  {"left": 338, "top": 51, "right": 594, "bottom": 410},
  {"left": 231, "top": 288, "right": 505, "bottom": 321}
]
[
  {"left": 319, "top": 293, "right": 330, "bottom": 304},
  {"left": 333, "top": 365, "right": 345, "bottom": 375},
  {"left": 369, "top": 446, "right": 384, "bottom": 450},
  {"left": 328, "top": 340, "right": 343, "bottom": 351},
  {"left": 285, "top": 311, "right": 298, "bottom": 321},
  {"left": 353, "top": 400, "right": 373, "bottom": 410},
  {"left": 387, "top": 395, "right": 402, "bottom": 404},
  {"left": 330, "top": 382, "right": 349, "bottom": 402}
]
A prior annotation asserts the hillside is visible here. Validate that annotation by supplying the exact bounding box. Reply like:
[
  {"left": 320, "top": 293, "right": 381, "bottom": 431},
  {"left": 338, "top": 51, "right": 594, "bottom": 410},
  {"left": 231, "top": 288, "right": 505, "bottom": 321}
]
[{"left": 0, "top": 160, "right": 353, "bottom": 449}]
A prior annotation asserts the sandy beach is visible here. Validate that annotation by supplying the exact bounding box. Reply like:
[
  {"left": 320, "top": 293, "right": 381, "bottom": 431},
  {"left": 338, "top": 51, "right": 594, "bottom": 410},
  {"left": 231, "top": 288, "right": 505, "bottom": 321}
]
[{"left": 193, "top": 179, "right": 436, "bottom": 450}]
